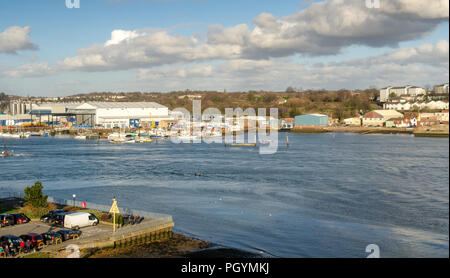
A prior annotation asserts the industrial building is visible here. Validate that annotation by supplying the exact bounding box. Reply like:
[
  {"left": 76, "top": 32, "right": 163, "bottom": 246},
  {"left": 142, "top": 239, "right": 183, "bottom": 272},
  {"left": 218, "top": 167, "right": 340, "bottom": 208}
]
[
  {"left": 294, "top": 114, "right": 329, "bottom": 127},
  {"left": 69, "top": 102, "right": 171, "bottom": 128}
]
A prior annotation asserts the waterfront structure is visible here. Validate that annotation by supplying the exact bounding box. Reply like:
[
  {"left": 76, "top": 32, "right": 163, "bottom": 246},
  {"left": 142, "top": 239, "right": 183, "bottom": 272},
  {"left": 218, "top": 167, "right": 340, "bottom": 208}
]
[
  {"left": 294, "top": 114, "right": 329, "bottom": 127},
  {"left": 280, "top": 118, "right": 295, "bottom": 130},
  {"left": 362, "top": 110, "right": 403, "bottom": 127},
  {"left": 419, "top": 111, "right": 449, "bottom": 123},
  {"left": 343, "top": 117, "right": 362, "bottom": 126},
  {"left": 379, "top": 86, "right": 426, "bottom": 102},
  {"left": 417, "top": 116, "right": 441, "bottom": 127},
  {"left": 0, "top": 114, "right": 33, "bottom": 126},
  {"left": 390, "top": 113, "right": 418, "bottom": 128},
  {"left": 70, "top": 102, "right": 171, "bottom": 128},
  {"left": 434, "top": 83, "right": 449, "bottom": 95}
]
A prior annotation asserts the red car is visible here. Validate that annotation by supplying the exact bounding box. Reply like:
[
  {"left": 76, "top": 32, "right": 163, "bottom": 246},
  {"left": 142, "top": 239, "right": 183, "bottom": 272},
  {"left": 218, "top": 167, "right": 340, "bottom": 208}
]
[
  {"left": 10, "top": 213, "right": 30, "bottom": 225},
  {"left": 19, "top": 233, "right": 45, "bottom": 250}
]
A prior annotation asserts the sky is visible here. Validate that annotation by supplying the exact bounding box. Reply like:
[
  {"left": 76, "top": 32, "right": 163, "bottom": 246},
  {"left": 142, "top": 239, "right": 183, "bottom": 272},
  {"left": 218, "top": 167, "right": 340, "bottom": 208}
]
[{"left": 0, "top": 0, "right": 448, "bottom": 97}]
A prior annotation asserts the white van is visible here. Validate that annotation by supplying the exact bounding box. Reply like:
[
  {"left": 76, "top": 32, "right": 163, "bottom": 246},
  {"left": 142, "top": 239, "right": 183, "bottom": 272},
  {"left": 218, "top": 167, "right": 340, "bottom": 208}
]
[{"left": 64, "top": 212, "right": 99, "bottom": 229}]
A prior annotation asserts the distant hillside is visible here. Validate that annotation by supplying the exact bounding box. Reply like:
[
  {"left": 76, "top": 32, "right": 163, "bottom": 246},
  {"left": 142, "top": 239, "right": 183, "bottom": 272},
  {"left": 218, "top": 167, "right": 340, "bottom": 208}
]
[{"left": 64, "top": 89, "right": 380, "bottom": 120}]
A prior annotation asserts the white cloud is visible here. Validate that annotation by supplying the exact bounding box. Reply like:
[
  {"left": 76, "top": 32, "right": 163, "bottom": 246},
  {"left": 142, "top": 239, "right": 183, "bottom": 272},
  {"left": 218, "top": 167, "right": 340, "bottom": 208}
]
[
  {"left": 55, "top": 0, "right": 449, "bottom": 72},
  {"left": 0, "top": 26, "right": 38, "bottom": 54},
  {"left": 2, "top": 62, "right": 54, "bottom": 78},
  {"left": 133, "top": 41, "right": 449, "bottom": 91}
]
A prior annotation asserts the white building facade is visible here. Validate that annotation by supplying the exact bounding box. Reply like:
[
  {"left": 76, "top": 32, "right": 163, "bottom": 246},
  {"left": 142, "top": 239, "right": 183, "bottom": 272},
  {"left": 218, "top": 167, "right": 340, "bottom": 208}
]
[
  {"left": 71, "top": 102, "right": 171, "bottom": 128},
  {"left": 379, "top": 86, "right": 426, "bottom": 102}
]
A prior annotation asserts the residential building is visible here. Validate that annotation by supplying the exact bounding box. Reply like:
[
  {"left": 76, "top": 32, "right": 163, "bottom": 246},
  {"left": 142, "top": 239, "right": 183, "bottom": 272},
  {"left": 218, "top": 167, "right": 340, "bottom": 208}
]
[
  {"left": 379, "top": 85, "right": 425, "bottom": 102},
  {"left": 362, "top": 110, "right": 403, "bottom": 127},
  {"left": 383, "top": 101, "right": 449, "bottom": 111},
  {"left": 434, "top": 83, "right": 449, "bottom": 95}
]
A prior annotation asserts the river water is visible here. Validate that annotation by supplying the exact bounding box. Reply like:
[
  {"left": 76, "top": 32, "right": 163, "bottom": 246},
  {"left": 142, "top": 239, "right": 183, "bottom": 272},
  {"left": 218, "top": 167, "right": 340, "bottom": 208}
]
[{"left": 0, "top": 133, "right": 448, "bottom": 257}]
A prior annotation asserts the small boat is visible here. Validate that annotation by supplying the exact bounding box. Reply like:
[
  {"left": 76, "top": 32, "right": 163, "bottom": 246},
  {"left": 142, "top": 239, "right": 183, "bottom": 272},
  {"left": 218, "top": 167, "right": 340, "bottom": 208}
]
[
  {"left": 136, "top": 138, "right": 152, "bottom": 143},
  {"left": 109, "top": 138, "right": 136, "bottom": 144},
  {"left": 75, "top": 135, "right": 87, "bottom": 140},
  {"left": 1, "top": 150, "right": 13, "bottom": 157},
  {"left": 177, "top": 135, "right": 199, "bottom": 141},
  {"left": 20, "top": 133, "right": 31, "bottom": 139},
  {"left": 258, "top": 139, "right": 272, "bottom": 144},
  {"left": 231, "top": 143, "right": 257, "bottom": 147}
]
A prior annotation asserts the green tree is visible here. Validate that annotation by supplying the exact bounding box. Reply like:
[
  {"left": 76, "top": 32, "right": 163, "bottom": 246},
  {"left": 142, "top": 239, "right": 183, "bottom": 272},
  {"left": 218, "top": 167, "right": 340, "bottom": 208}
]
[{"left": 24, "top": 181, "right": 48, "bottom": 208}]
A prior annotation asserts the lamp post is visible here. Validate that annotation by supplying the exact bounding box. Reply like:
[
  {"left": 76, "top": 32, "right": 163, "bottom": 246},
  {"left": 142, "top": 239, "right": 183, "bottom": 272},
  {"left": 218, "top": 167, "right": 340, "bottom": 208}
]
[{"left": 72, "top": 194, "right": 76, "bottom": 207}]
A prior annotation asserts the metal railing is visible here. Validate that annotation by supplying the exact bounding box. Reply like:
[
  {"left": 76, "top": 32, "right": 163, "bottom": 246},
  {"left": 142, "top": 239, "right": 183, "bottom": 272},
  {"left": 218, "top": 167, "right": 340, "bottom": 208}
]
[
  {"left": 46, "top": 196, "right": 173, "bottom": 222},
  {"left": 0, "top": 191, "right": 24, "bottom": 199},
  {"left": 0, "top": 191, "right": 172, "bottom": 223}
]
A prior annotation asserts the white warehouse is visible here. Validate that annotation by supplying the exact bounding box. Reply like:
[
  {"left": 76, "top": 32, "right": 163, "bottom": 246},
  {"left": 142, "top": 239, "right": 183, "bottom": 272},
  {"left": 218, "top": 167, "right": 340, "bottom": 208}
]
[{"left": 70, "top": 102, "right": 171, "bottom": 128}]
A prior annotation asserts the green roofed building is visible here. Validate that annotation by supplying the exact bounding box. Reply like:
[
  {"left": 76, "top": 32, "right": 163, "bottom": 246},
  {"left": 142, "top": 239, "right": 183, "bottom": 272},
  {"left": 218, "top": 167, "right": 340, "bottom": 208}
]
[{"left": 294, "top": 114, "right": 329, "bottom": 127}]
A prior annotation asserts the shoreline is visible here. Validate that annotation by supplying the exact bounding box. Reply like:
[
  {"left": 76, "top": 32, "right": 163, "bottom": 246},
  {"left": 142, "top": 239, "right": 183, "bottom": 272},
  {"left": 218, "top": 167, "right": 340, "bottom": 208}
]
[
  {"left": 1, "top": 198, "right": 260, "bottom": 259},
  {"left": 80, "top": 233, "right": 261, "bottom": 258},
  {"left": 290, "top": 125, "right": 449, "bottom": 137}
]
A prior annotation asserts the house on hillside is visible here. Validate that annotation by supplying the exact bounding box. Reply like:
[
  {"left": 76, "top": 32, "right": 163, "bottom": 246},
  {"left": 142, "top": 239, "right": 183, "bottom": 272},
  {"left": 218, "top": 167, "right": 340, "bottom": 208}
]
[{"left": 362, "top": 110, "right": 403, "bottom": 127}]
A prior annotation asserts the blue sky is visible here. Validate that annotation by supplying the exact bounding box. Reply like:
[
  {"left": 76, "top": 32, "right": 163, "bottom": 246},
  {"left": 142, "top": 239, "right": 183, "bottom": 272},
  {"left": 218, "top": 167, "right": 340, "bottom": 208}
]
[{"left": 0, "top": 0, "right": 448, "bottom": 96}]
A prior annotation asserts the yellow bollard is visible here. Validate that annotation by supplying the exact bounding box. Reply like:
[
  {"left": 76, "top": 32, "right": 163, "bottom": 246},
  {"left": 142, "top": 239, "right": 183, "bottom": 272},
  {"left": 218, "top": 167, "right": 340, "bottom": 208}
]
[
  {"left": 72, "top": 234, "right": 79, "bottom": 241},
  {"left": 55, "top": 238, "right": 62, "bottom": 245},
  {"left": 38, "top": 242, "right": 45, "bottom": 250}
]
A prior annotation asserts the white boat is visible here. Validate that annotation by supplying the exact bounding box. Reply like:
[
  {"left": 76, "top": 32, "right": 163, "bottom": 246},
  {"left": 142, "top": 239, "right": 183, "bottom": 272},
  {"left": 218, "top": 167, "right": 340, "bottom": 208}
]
[
  {"left": 259, "top": 139, "right": 272, "bottom": 144},
  {"left": 75, "top": 135, "right": 87, "bottom": 140},
  {"left": 177, "top": 135, "right": 199, "bottom": 141}
]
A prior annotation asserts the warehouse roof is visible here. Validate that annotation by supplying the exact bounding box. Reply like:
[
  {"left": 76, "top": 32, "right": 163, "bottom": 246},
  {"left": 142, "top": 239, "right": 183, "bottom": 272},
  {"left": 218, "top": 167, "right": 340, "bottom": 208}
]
[
  {"left": 75, "top": 102, "right": 168, "bottom": 109},
  {"left": 296, "top": 113, "right": 328, "bottom": 117}
]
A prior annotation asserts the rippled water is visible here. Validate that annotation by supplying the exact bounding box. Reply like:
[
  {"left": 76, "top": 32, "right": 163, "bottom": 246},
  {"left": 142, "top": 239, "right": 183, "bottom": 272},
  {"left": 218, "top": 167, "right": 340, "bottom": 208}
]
[{"left": 1, "top": 133, "right": 448, "bottom": 257}]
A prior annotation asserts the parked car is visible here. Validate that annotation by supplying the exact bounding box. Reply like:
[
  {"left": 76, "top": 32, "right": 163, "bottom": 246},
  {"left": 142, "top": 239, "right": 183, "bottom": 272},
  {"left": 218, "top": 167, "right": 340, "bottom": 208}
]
[
  {"left": 0, "top": 214, "right": 14, "bottom": 227},
  {"left": 10, "top": 213, "right": 30, "bottom": 225},
  {"left": 19, "top": 233, "right": 44, "bottom": 250},
  {"left": 40, "top": 209, "right": 65, "bottom": 223},
  {"left": 41, "top": 232, "right": 63, "bottom": 245},
  {"left": 57, "top": 229, "right": 82, "bottom": 241},
  {"left": 0, "top": 235, "right": 24, "bottom": 252},
  {"left": 64, "top": 212, "right": 99, "bottom": 229},
  {"left": 53, "top": 213, "right": 68, "bottom": 227}
]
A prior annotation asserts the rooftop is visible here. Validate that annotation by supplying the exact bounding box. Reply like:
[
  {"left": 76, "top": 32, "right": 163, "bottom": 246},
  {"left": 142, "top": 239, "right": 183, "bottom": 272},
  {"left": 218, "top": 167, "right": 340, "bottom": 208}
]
[{"left": 76, "top": 102, "right": 168, "bottom": 109}]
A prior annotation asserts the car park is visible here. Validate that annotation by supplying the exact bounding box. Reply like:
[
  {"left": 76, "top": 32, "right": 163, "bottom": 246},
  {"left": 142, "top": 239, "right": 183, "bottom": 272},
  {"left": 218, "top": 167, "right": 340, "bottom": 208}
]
[
  {"left": 57, "top": 229, "right": 82, "bottom": 241},
  {"left": 41, "top": 231, "right": 63, "bottom": 245},
  {"left": 19, "top": 233, "right": 45, "bottom": 250},
  {"left": 10, "top": 213, "right": 30, "bottom": 225},
  {"left": 0, "top": 214, "right": 14, "bottom": 227}
]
